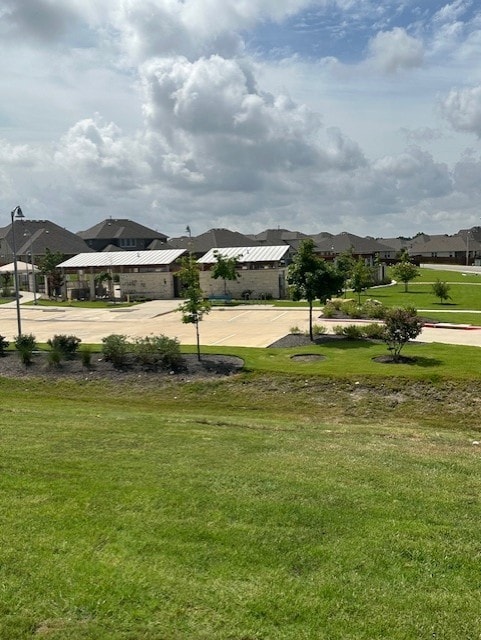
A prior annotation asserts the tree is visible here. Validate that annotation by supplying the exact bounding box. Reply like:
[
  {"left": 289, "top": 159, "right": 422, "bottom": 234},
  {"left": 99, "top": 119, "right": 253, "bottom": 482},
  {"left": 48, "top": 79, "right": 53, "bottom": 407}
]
[
  {"left": 287, "top": 239, "right": 343, "bottom": 341},
  {"left": 431, "top": 279, "right": 451, "bottom": 304},
  {"left": 350, "top": 258, "right": 374, "bottom": 304},
  {"left": 94, "top": 271, "right": 113, "bottom": 298},
  {"left": 39, "top": 248, "right": 65, "bottom": 298},
  {"left": 177, "top": 254, "right": 211, "bottom": 361},
  {"left": 335, "top": 249, "right": 355, "bottom": 295},
  {"left": 0, "top": 271, "right": 13, "bottom": 297},
  {"left": 383, "top": 306, "right": 423, "bottom": 361},
  {"left": 391, "top": 255, "right": 419, "bottom": 292},
  {"left": 211, "top": 251, "right": 240, "bottom": 295}
]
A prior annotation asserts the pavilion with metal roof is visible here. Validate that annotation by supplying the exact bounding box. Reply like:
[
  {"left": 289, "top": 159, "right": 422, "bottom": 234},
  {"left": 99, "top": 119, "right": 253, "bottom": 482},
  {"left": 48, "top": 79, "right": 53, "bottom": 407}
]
[{"left": 57, "top": 249, "right": 186, "bottom": 301}]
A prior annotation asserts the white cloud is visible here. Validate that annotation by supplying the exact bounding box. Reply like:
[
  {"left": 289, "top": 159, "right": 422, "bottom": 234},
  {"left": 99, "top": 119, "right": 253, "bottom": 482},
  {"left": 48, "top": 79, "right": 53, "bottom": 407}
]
[
  {"left": 441, "top": 85, "right": 481, "bottom": 136},
  {"left": 2, "top": 1, "right": 481, "bottom": 238},
  {"left": 54, "top": 116, "right": 149, "bottom": 190},
  {"left": 367, "top": 27, "right": 424, "bottom": 73}
]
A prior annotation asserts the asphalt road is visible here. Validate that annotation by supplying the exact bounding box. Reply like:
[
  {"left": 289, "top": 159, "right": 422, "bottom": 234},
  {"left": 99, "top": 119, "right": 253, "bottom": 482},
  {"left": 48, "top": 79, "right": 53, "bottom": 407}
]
[{"left": 1, "top": 296, "right": 481, "bottom": 348}]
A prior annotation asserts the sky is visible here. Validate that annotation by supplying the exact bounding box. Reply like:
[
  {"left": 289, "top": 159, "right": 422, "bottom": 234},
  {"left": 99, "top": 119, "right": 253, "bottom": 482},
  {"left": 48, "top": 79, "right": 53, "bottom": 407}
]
[{"left": 2, "top": 0, "right": 481, "bottom": 239}]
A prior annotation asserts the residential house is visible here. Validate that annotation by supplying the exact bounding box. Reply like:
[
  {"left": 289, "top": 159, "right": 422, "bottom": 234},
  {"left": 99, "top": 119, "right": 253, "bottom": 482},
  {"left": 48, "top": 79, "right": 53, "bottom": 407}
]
[
  {"left": 77, "top": 218, "right": 168, "bottom": 252},
  {"left": 0, "top": 219, "right": 92, "bottom": 266},
  {"left": 248, "top": 228, "right": 311, "bottom": 252},
  {"left": 166, "top": 228, "right": 260, "bottom": 257},
  {"left": 314, "top": 232, "right": 395, "bottom": 263},
  {"left": 408, "top": 233, "right": 481, "bottom": 265}
]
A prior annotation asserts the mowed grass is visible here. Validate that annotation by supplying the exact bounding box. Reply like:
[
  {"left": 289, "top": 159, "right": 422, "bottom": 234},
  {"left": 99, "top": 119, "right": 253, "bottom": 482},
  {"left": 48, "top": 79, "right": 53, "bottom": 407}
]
[{"left": 1, "top": 373, "right": 481, "bottom": 639}]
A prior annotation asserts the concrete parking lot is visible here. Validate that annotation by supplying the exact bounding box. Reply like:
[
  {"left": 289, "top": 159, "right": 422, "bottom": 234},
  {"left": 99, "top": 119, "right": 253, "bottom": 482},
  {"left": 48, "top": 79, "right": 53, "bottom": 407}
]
[{"left": 1, "top": 297, "right": 481, "bottom": 348}]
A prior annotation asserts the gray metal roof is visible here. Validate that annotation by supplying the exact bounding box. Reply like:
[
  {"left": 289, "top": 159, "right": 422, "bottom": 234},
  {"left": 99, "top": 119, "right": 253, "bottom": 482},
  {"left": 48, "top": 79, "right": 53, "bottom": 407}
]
[
  {"left": 58, "top": 249, "right": 186, "bottom": 268},
  {"left": 197, "top": 246, "right": 289, "bottom": 263}
]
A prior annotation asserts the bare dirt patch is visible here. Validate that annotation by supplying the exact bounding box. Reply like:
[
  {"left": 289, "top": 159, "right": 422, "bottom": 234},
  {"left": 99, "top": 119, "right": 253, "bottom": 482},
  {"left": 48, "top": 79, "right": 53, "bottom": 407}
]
[{"left": 290, "top": 354, "right": 326, "bottom": 362}]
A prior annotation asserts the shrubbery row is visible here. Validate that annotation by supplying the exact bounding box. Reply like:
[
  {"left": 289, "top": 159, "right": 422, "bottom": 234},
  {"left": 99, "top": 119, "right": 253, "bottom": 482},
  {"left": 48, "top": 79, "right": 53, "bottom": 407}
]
[{"left": 0, "top": 332, "right": 182, "bottom": 371}]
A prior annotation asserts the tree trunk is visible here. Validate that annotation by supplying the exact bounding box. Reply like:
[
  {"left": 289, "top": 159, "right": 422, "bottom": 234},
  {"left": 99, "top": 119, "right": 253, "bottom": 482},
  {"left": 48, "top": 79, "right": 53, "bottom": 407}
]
[
  {"left": 195, "top": 320, "right": 201, "bottom": 361},
  {"left": 309, "top": 301, "right": 313, "bottom": 341}
]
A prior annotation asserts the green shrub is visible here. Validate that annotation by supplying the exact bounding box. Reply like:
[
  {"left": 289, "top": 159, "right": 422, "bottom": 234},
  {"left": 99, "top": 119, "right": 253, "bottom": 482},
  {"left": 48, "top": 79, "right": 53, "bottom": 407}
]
[
  {"left": 47, "top": 346, "right": 63, "bottom": 368},
  {"left": 327, "top": 298, "right": 345, "bottom": 310},
  {"left": 47, "top": 334, "right": 82, "bottom": 360},
  {"left": 15, "top": 334, "right": 37, "bottom": 367},
  {"left": 0, "top": 335, "right": 8, "bottom": 356},
  {"left": 361, "top": 323, "right": 386, "bottom": 340},
  {"left": 341, "top": 300, "right": 363, "bottom": 318},
  {"left": 362, "top": 299, "right": 386, "bottom": 319},
  {"left": 321, "top": 302, "right": 336, "bottom": 318},
  {"left": 132, "top": 335, "right": 182, "bottom": 370},
  {"left": 312, "top": 323, "right": 326, "bottom": 336},
  {"left": 101, "top": 334, "right": 130, "bottom": 369},
  {"left": 383, "top": 306, "right": 423, "bottom": 361},
  {"left": 289, "top": 325, "right": 301, "bottom": 334},
  {"left": 80, "top": 346, "right": 93, "bottom": 369},
  {"left": 333, "top": 324, "right": 363, "bottom": 339}
]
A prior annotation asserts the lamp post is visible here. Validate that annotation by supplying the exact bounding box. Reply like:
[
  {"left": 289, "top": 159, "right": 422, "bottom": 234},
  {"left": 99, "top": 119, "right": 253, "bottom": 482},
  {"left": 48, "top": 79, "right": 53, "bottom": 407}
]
[{"left": 11, "top": 205, "right": 25, "bottom": 336}]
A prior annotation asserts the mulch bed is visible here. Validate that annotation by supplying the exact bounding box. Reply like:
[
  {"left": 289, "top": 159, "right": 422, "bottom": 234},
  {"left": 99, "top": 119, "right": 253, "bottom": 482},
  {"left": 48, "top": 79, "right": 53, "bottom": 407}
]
[{"left": 0, "top": 352, "right": 244, "bottom": 382}]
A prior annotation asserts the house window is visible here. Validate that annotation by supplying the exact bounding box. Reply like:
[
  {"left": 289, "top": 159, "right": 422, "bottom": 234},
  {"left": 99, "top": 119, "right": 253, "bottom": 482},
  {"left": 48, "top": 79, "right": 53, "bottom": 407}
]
[{"left": 119, "top": 238, "right": 136, "bottom": 248}]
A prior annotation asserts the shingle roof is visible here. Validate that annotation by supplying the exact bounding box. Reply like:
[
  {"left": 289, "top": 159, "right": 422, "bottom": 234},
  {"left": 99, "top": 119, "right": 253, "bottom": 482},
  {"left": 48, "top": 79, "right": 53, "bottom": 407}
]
[
  {"left": 410, "top": 234, "right": 481, "bottom": 253},
  {"left": 314, "top": 232, "right": 393, "bottom": 254},
  {"left": 77, "top": 218, "right": 168, "bottom": 241},
  {"left": 166, "top": 228, "right": 260, "bottom": 253},
  {"left": 198, "top": 246, "right": 290, "bottom": 263},
  {"left": 0, "top": 219, "right": 93, "bottom": 258},
  {"left": 58, "top": 249, "right": 186, "bottom": 269}
]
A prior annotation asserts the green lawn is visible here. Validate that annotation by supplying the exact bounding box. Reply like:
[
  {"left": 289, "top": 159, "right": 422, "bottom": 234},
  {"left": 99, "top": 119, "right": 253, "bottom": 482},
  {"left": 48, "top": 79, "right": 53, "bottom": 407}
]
[
  {"left": 188, "top": 340, "right": 481, "bottom": 380},
  {"left": 1, "top": 372, "right": 481, "bottom": 639}
]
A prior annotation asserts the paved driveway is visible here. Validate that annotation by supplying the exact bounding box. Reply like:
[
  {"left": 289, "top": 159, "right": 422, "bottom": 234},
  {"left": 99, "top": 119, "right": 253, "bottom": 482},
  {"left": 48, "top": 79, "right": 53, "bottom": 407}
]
[{"left": 1, "top": 299, "right": 481, "bottom": 348}]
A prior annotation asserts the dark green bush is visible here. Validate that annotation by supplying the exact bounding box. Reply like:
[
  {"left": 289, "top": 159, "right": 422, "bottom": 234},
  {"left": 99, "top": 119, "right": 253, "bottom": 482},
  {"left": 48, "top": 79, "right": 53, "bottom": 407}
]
[
  {"left": 0, "top": 335, "right": 8, "bottom": 356},
  {"left": 47, "top": 346, "right": 63, "bottom": 368},
  {"left": 47, "top": 334, "right": 82, "bottom": 360},
  {"left": 101, "top": 334, "right": 130, "bottom": 369},
  {"left": 15, "top": 333, "right": 37, "bottom": 367},
  {"left": 132, "top": 335, "right": 182, "bottom": 370},
  {"left": 80, "top": 346, "right": 93, "bottom": 369}
]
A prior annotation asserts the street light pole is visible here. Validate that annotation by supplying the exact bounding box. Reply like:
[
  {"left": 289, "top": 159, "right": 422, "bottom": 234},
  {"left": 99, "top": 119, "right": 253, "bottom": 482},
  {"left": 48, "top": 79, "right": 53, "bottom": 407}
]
[{"left": 10, "top": 205, "right": 25, "bottom": 336}]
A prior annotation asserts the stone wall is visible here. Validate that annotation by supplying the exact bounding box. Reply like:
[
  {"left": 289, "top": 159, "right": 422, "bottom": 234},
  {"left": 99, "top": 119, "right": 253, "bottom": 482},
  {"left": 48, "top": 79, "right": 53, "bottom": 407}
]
[
  {"left": 119, "top": 272, "right": 175, "bottom": 299},
  {"left": 199, "top": 268, "right": 287, "bottom": 299}
]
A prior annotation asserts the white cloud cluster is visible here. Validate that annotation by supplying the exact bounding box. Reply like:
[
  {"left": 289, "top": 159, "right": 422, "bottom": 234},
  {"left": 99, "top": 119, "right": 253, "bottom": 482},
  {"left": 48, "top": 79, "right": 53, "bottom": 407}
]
[
  {"left": 2, "top": 0, "right": 481, "bottom": 238},
  {"left": 367, "top": 27, "right": 424, "bottom": 73},
  {"left": 441, "top": 85, "right": 481, "bottom": 137}
]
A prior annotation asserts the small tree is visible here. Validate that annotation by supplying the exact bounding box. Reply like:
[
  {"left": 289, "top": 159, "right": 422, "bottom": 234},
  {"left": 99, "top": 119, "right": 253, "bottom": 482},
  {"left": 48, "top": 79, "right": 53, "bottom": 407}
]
[
  {"left": 287, "top": 239, "right": 343, "bottom": 340},
  {"left": 94, "top": 271, "right": 113, "bottom": 298},
  {"left": 211, "top": 251, "right": 240, "bottom": 295},
  {"left": 177, "top": 255, "right": 211, "bottom": 361},
  {"left": 350, "top": 258, "right": 374, "bottom": 304},
  {"left": 335, "top": 249, "right": 355, "bottom": 294},
  {"left": 0, "top": 271, "right": 13, "bottom": 298},
  {"left": 39, "top": 248, "right": 65, "bottom": 298},
  {"left": 391, "top": 254, "right": 419, "bottom": 292},
  {"left": 383, "top": 307, "right": 423, "bottom": 361},
  {"left": 431, "top": 279, "right": 451, "bottom": 304}
]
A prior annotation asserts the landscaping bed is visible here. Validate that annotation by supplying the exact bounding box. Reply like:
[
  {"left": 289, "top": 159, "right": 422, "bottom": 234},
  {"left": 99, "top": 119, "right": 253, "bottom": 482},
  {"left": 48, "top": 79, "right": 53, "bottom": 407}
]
[{"left": 0, "top": 352, "right": 244, "bottom": 381}]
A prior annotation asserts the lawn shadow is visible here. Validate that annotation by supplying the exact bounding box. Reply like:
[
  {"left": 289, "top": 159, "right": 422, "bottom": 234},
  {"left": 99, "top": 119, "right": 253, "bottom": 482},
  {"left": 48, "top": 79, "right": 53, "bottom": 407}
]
[{"left": 372, "top": 355, "right": 443, "bottom": 367}]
